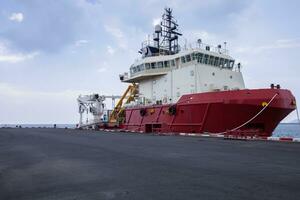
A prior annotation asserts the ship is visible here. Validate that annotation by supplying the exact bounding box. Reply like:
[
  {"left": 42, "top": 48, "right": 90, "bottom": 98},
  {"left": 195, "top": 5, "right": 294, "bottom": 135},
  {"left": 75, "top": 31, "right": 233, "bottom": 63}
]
[{"left": 77, "top": 8, "right": 296, "bottom": 137}]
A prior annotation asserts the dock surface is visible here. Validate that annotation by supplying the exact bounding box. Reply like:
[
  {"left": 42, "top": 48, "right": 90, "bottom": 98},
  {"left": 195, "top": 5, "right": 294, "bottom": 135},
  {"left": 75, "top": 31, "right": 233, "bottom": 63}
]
[{"left": 0, "top": 128, "right": 299, "bottom": 200}]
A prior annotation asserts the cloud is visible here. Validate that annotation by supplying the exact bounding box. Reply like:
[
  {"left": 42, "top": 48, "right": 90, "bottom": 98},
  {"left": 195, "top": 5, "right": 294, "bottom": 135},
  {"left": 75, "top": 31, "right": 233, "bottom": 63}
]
[
  {"left": 9, "top": 12, "right": 24, "bottom": 22},
  {"left": 97, "top": 61, "right": 109, "bottom": 73},
  {"left": 104, "top": 24, "right": 124, "bottom": 39},
  {"left": 0, "top": 1, "right": 86, "bottom": 53},
  {"left": 234, "top": 38, "right": 300, "bottom": 54},
  {"left": 0, "top": 82, "right": 93, "bottom": 124},
  {"left": 106, "top": 45, "right": 115, "bottom": 55},
  {"left": 0, "top": 42, "right": 38, "bottom": 63},
  {"left": 152, "top": 17, "right": 161, "bottom": 26},
  {"left": 104, "top": 24, "right": 127, "bottom": 49},
  {"left": 183, "top": 30, "right": 218, "bottom": 46},
  {"left": 85, "top": 0, "right": 101, "bottom": 5},
  {"left": 0, "top": 52, "right": 39, "bottom": 63},
  {"left": 97, "top": 67, "right": 107, "bottom": 73},
  {"left": 75, "top": 39, "right": 89, "bottom": 47},
  {"left": 0, "top": 82, "right": 88, "bottom": 98}
]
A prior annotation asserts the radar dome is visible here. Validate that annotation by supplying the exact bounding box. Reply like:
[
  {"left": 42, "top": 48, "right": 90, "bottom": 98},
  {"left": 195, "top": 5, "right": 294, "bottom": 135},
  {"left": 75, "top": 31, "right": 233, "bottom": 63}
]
[{"left": 155, "top": 24, "right": 162, "bottom": 33}]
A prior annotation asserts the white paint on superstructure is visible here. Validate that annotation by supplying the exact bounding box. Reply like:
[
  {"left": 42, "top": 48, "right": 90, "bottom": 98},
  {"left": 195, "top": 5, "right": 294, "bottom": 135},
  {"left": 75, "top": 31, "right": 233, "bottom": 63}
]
[{"left": 121, "top": 48, "right": 245, "bottom": 105}]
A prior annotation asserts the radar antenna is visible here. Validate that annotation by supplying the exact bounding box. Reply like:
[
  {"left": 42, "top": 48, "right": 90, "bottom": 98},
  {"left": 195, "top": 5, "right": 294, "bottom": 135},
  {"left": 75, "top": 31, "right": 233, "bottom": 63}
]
[
  {"left": 139, "top": 8, "right": 182, "bottom": 57},
  {"left": 159, "top": 8, "right": 182, "bottom": 54}
]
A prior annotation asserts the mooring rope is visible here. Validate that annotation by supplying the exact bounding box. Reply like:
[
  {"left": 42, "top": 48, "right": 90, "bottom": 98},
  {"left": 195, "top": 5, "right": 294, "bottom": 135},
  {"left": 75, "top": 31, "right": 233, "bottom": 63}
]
[{"left": 205, "top": 93, "right": 279, "bottom": 135}]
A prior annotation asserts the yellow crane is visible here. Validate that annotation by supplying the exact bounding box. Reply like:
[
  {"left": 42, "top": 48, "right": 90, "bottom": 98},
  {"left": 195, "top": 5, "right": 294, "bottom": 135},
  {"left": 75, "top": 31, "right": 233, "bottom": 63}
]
[{"left": 109, "top": 84, "right": 138, "bottom": 124}]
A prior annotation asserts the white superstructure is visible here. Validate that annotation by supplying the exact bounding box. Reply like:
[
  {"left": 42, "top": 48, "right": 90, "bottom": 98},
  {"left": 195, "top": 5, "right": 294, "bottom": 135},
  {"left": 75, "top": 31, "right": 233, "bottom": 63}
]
[
  {"left": 120, "top": 47, "right": 245, "bottom": 105},
  {"left": 119, "top": 8, "right": 245, "bottom": 105}
]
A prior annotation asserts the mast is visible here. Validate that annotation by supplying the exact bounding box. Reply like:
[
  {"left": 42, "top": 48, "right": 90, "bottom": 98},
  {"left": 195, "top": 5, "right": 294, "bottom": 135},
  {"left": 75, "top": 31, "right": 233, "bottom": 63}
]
[
  {"left": 139, "top": 7, "right": 182, "bottom": 57},
  {"left": 160, "top": 8, "right": 182, "bottom": 55}
]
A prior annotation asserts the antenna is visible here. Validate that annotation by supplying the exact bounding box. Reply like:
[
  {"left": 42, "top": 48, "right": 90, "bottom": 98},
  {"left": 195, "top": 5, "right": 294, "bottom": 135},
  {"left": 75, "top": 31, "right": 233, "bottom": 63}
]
[
  {"left": 158, "top": 7, "right": 182, "bottom": 55},
  {"left": 224, "top": 42, "right": 227, "bottom": 52},
  {"left": 140, "top": 8, "right": 182, "bottom": 57},
  {"left": 197, "top": 39, "right": 202, "bottom": 48}
]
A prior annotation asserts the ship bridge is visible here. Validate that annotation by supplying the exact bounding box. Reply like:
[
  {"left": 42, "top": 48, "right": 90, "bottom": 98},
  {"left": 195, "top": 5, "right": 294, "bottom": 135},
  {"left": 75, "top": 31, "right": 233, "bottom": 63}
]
[{"left": 120, "top": 46, "right": 238, "bottom": 83}]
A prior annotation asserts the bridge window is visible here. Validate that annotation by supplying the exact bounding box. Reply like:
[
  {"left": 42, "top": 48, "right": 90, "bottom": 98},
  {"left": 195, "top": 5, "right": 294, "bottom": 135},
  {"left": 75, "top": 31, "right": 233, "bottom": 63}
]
[
  {"left": 132, "top": 66, "right": 137, "bottom": 73},
  {"left": 145, "top": 63, "right": 150, "bottom": 69},
  {"left": 164, "top": 61, "right": 170, "bottom": 68},
  {"left": 186, "top": 54, "right": 191, "bottom": 62},
  {"left": 151, "top": 62, "right": 156, "bottom": 69},
  {"left": 209, "top": 56, "right": 215, "bottom": 65},
  {"left": 158, "top": 61, "right": 163, "bottom": 68},
  {"left": 181, "top": 56, "right": 186, "bottom": 63},
  {"left": 140, "top": 64, "right": 145, "bottom": 71},
  {"left": 224, "top": 59, "right": 229, "bottom": 68},
  {"left": 229, "top": 60, "right": 234, "bottom": 68},
  {"left": 214, "top": 57, "right": 219, "bottom": 66},
  {"left": 204, "top": 54, "right": 209, "bottom": 64},
  {"left": 192, "top": 53, "right": 196, "bottom": 60},
  {"left": 171, "top": 60, "right": 175, "bottom": 67},
  {"left": 197, "top": 53, "right": 204, "bottom": 63},
  {"left": 219, "top": 58, "right": 224, "bottom": 67}
]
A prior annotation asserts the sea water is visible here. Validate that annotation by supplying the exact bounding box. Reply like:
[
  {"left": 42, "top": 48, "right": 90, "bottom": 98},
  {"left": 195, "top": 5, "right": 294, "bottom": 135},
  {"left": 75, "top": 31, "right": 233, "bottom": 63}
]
[
  {"left": 1, "top": 123, "right": 300, "bottom": 138},
  {"left": 273, "top": 123, "right": 300, "bottom": 138}
]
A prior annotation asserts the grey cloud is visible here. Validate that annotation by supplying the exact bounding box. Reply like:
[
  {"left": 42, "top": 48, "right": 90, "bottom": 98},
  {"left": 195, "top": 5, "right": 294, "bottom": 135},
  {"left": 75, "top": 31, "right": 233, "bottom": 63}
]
[
  {"left": 0, "top": 0, "right": 87, "bottom": 53},
  {"left": 85, "top": 0, "right": 101, "bottom": 5}
]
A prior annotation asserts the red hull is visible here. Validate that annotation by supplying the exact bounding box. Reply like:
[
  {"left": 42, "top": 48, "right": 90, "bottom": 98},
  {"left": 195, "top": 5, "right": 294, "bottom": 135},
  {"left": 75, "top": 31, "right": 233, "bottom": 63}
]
[{"left": 122, "top": 89, "right": 296, "bottom": 137}]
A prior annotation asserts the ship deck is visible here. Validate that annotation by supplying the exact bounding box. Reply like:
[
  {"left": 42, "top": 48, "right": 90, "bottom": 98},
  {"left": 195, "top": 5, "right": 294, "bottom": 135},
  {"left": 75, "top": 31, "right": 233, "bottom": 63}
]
[{"left": 0, "top": 128, "right": 299, "bottom": 200}]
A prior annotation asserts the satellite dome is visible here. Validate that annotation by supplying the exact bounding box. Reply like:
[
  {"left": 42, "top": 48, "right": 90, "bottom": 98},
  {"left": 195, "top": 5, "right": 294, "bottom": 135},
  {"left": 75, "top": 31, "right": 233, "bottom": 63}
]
[{"left": 155, "top": 24, "right": 162, "bottom": 33}]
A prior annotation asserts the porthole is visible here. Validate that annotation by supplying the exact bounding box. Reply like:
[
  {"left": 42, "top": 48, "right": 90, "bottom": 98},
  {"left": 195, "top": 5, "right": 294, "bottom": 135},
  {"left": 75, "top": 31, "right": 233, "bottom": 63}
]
[
  {"left": 212, "top": 72, "right": 215, "bottom": 76},
  {"left": 230, "top": 75, "right": 233, "bottom": 79}
]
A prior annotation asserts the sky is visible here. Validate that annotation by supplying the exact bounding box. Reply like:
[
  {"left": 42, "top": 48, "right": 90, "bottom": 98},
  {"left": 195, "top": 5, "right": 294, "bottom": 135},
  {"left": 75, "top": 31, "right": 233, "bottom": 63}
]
[{"left": 0, "top": 0, "right": 299, "bottom": 124}]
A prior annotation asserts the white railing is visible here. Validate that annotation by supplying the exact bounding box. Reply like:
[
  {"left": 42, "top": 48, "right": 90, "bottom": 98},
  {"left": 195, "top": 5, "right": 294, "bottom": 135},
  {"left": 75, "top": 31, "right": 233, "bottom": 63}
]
[
  {"left": 140, "top": 40, "right": 229, "bottom": 57},
  {"left": 182, "top": 41, "right": 229, "bottom": 55}
]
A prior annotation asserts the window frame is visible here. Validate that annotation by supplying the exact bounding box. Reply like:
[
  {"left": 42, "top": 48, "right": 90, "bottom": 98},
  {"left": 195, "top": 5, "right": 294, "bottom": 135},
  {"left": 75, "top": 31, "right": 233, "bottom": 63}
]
[
  {"left": 145, "top": 63, "right": 150, "bottom": 70},
  {"left": 229, "top": 60, "right": 234, "bottom": 68},
  {"left": 197, "top": 53, "right": 204, "bottom": 63},
  {"left": 151, "top": 62, "right": 156, "bottom": 69},
  {"left": 204, "top": 54, "right": 209, "bottom": 64},
  {"left": 164, "top": 60, "right": 170, "bottom": 68},
  {"left": 209, "top": 56, "right": 215, "bottom": 65},
  {"left": 181, "top": 56, "right": 186, "bottom": 64},
  {"left": 219, "top": 58, "right": 224, "bottom": 68},
  {"left": 214, "top": 57, "right": 220, "bottom": 67},
  {"left": 186, "top": 54, "right": 191, "bottom": 62},
  {"left": 157, "top": 61, "right": 163, "bottom": 68},
  {"left": 171, "top": 60, "right": 175, "bottom": 67}
]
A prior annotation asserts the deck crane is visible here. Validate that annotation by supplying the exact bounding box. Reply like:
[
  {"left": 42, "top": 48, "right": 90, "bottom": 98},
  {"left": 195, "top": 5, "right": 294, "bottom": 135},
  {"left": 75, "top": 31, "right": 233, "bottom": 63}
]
[
  {"left": 77, "top": 94, "right": 121, "bottom": 129},
  {"left": 77, "top": 84, "right": 138, "bottom": 129},
  {"left": 109, "top": 83, "right": 138, "bottom": 124}
]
